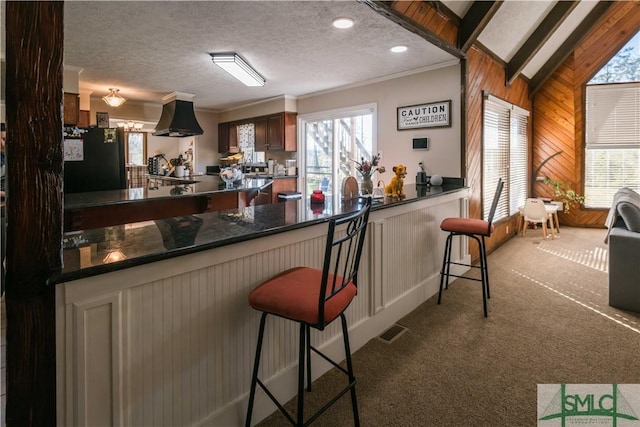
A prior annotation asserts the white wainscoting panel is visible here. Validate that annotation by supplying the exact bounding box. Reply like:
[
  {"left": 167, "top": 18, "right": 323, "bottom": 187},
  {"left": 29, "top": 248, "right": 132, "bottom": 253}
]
[{"left": 57, "top": 190, "right": 468, "bottom": 426}]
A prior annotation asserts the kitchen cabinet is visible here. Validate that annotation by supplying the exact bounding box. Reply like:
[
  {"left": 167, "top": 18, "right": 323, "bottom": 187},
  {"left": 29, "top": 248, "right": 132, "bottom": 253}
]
[
  {"left": 254, "top": 117, "right": 268, "bottom": 151},
  {"left": 63, "top": 92, "right": 80, "bottom": 126},
  {"left": 271, "top": 177, "right": 297, "bottom": 204},
  {"left": 218, "top": 111, "right": 297, "bottom": 153},
  {"left": 267, "top": 112, "right": 297, "bottom": 151},
  {"left": 218, "top": 122, "right": 239, "bottom": 153},
  {"left": 78, "top": 110, "right": 90, "bottom": 128}
]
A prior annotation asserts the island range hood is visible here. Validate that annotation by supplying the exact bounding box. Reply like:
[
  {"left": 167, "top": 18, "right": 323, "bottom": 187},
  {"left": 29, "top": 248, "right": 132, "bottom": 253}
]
[{"left": 153, "top": 92, "right": 203, "bottom": 137}]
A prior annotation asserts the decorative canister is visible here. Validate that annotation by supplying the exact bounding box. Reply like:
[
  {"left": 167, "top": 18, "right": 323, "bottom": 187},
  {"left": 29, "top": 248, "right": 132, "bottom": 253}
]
[{"left": 310, "top": 189, "right": 325, "bottom": 204}]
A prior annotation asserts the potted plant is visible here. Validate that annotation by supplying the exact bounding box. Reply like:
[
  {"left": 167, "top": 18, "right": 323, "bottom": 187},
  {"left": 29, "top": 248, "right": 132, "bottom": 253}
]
[
  {"left": 542, "top": 177, "right": 585, "bottom": 214},
  {"left": 172, "top": 155, "right": 186, "bottom": 178}
]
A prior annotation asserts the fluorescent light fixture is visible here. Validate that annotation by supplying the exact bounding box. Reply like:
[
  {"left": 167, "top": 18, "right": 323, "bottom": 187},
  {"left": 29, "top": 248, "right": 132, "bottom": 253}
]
[
  {"left": 391, "top": 45, "right": 408, "bottom": 53},
  {"left": 332, "top": 17, "right": 354, "bottom": 29},
  {"left": 210, "top": 53, "right": 265, "bottom": 87},
  {"left": 102, "top": 88, "right": 126, "bottom": 107}
]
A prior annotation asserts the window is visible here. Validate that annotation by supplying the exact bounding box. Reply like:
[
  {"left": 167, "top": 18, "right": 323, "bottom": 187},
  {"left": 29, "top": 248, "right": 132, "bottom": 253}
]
[
  {"left": 482, "top": 93, "right": 529, "bottom": 221},
  {"left": 125, "top": 132, "right": 146, "bottom": 165},
  {"left": 299, "top": 104, "right": 376, "bottom": 199},
  {"left": 584, "top": 31, "right": 640, "bottom": 207}
]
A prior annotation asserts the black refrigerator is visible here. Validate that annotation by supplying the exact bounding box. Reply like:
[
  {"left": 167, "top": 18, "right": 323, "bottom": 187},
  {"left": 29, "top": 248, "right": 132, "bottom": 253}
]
[{"left": 64, "top": 127, "right": 127, "bottom": 193}]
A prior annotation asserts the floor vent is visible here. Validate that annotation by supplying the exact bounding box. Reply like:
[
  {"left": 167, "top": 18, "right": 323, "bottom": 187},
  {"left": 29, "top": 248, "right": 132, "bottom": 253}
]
[{"left": 377, "top": 324, "right": 408, "bottom": 344}]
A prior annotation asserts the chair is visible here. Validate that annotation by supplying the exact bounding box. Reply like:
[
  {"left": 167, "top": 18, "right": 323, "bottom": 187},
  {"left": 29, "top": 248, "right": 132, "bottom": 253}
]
[
  {"left": 245, "top": 198, "right": 372, "bottom": 427},
  {"left": 521, "top": 198, "right": 555, "bottom": 240},
  {"left": 438, "top": 178, "right": 503, "bottom": 317},
  {"left": 320, "top": 177, "right": 330, "bottom": 193}
]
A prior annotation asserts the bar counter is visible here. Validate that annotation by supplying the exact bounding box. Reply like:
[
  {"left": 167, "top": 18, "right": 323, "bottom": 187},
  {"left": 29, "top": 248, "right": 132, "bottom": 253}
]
[
  {"left": 65, "top": 174, "right": 272, "bottom": 209},
  {"left": 63, "top": 175, "right": 275, "bottom": 232},
  {"left": 54, "top": 180, "right": 466, "bottom": 284},
  {"left": 55, "top": 179, "right": 470, "bottom": 427}
]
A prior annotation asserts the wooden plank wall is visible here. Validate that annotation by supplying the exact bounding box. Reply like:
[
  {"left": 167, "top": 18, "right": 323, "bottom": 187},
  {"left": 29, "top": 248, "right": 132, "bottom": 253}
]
[
  {"left": 465, "top": 47, "right": 532, "bottom": 258},
  {"left": 533, "top": 1, "right": 640, "bottom": 228},
  {"left": 390, "top": 1, "right": 532, "bottom": 261},
  {"left": 391, "top": 1, "right": 458, "bottom": 45}
]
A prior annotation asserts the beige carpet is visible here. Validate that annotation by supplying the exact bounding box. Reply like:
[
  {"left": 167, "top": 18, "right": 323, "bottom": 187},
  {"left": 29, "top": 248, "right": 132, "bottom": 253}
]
[{"left": 257, "top": 227, "right": 640, "bottom": 426}]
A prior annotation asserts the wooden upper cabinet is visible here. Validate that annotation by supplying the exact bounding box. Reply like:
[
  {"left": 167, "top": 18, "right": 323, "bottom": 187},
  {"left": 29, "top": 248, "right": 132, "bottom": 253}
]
[
  {"left": 254, "top": 117, "right": 268, "bottom": 151},
  {"left": 78, "top": 110, "right": 90, "bottom": 128},
  {"left": 267, "top": 112, "right": 297, "bottom": 151},
  {"left": 218, "top": 122, "right": 239, "bottom": 153},
  {"left": 219, "top": 111, "right": 297, "bottom": 153},
  {"left": 218, "top": 122, "right": 229, "bottom": 153},
  {"left": 267, "top": 114, "right": 283, "bottom": 150},
  {"left": 63, "top": 92, "right": 80, "bottom": 126},
  {"left": 229, "top": 123, "right": 238, "bottom": 152}
]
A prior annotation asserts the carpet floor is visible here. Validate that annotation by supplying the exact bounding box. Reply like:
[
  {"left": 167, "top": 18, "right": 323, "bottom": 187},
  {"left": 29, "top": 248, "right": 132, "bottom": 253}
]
[{"left": 256, "top": 226, "right": 640, "bottom": 426}]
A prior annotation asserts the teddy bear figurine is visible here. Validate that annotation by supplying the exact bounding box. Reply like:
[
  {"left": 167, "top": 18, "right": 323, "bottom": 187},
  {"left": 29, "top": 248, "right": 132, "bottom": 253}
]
[{"left": 385, "top": 164, "right": 407, "bottom": 198}]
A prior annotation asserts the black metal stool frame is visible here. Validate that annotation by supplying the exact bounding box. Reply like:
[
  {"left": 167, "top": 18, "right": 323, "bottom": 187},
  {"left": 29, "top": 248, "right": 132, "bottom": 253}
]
[
  {"left": 437, "top": 178, "right": 503, "bottom": 317},
  {"left": 245, "top": 199, "right": 371, "bottom": 427}
]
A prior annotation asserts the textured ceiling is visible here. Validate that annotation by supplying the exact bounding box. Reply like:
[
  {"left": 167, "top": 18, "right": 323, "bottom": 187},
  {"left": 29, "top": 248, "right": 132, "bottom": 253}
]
[
  {"left": 62, "top": 0, "right": 601, "bottom": 112},
  {"left": 64, "top": 1, "right": 456, "bottom": 111}
]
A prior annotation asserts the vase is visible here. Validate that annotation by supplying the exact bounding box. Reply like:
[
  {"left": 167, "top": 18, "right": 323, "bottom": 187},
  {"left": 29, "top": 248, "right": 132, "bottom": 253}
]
[
  {"left": 175, "top": 165, "right": 185, "bottom": 178},
  {"left": 361, "top": 175, "right": 373, "bottom": 195}
]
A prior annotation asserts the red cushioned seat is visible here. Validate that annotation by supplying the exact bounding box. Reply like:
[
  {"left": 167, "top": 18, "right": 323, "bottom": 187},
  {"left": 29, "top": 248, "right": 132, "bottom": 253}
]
[
  {"left": 440, "top": 217, "right": 494, "bottom": 236},
  {"left": 438, "top": 178, "right": 503, "bottom": 317},
  {"left": 249, "top": 267, "right": 357, "bottom": 326},
  {"left": 245, "top": 199, "right": 371, "bottom": 427}
]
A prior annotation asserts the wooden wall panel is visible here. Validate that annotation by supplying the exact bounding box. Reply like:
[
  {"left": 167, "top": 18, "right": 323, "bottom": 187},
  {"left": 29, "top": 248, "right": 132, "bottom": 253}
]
[
  {"left": 533, "top": 1, "right": 640, "bottom": 228},
  {"left": 391, "top": 1, "right": 458, "bottom": 45},
  {"left": 465, "top": 47, "right": 532, "bottom": 259}
]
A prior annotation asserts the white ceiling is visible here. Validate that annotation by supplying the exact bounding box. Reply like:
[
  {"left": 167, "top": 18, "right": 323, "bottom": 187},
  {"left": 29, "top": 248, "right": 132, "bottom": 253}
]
[{"left": 62, "top": 0, "right": 600, "bottom": 112}]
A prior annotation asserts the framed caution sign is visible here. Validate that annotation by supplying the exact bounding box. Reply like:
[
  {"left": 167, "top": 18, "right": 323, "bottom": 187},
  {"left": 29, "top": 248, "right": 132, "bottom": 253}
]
[{"left": 397, "top": 100, "right": 451, "bottom": 130}]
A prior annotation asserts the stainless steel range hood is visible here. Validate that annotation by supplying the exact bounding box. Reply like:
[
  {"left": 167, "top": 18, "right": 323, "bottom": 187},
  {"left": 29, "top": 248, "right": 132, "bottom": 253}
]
[{"left": 152, "top": 92, "right": 203, "bottom": 137}]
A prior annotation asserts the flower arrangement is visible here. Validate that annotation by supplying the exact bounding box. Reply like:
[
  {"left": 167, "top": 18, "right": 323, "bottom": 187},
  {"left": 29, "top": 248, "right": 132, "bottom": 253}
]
[{"left": 353, "top": 153, "right": 385, "bottom": 179}]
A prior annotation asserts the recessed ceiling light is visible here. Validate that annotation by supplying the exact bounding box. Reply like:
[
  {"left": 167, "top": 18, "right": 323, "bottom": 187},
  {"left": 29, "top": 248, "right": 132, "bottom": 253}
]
[
  {"left": 391, "top": 46, "right": 408, "bottom": 53},
  {"left": 332, "top": 18, "right": 354, "bottom": 29}
]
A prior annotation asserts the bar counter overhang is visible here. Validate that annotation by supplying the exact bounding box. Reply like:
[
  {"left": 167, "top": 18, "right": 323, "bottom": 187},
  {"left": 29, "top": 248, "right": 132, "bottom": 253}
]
[{"left": 54, "top": 180, "right": 471, "bottom": 426}]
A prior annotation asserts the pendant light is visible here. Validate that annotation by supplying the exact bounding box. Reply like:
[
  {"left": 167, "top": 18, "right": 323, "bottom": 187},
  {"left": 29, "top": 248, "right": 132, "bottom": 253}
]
[{"left": 102, "top": 88, "right": 126, "bottom": 108}]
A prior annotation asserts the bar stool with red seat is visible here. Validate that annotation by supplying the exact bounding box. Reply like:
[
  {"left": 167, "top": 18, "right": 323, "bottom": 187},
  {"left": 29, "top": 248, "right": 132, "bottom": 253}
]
[
  {"left": 437, "top": 178, "right": 503, "bottom": 317},
  {"left": 245, "top": 198, "right": 372, "bottom": 427}
]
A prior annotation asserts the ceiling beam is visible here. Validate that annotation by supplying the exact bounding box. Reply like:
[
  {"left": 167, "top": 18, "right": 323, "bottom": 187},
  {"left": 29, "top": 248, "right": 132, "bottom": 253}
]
[
  {"left": 506, "top": 1, "right": 580, "bottom": 87},
  {"left": 459, "top": 1, "right": 503, "bottom": 52},
  {"left": 530, "top": 1, "right": 614, "bottom": 95},
  {"left": 362, "top": 0, "right": 466, "bottom": 59}
]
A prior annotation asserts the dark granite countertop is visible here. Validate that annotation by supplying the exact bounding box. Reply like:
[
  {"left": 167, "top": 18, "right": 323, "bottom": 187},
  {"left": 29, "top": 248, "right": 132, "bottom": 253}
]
[
  {"left": 65, "top": 175, "right": 272, "bottom": 209},
  {"left": 52, "top": 180, "right": 467, "bottom": 285}
]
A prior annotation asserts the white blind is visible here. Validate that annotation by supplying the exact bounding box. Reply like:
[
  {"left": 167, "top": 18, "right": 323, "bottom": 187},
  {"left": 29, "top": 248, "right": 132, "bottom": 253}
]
[
  {"left": 483, "top": 94, "right": 529, "bottom": 221},
  {"left": 586, "top": 82, "right": 640, "bottom": 147},
  {"left": 585, "top": 83, "right": 640, "bottom": 208},
  {"left": 510, "top": 111, "right": 528, "bottom": 215}
]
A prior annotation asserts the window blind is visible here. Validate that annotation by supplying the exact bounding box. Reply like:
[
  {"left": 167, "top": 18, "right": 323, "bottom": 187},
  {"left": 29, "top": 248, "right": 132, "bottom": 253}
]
[
  {"left": 510, "top": 111, "right": 528, "bottom": 215},
  {"left": 586, "top": 82, "right": 640, "bottom": 147},
  {"left": 483, "top": 94, "right": 529, "bottom": 221},
  {"left": 585, "top": 83, "right": 640, "bottom": 208}
]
